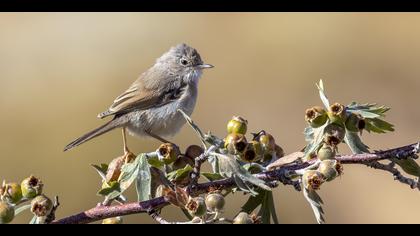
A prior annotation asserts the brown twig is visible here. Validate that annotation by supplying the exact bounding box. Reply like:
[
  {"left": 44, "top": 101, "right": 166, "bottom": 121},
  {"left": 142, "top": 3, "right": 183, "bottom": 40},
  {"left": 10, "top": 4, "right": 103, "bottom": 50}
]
[{"left": 52, "top": 142, "right": 419, "bottom": 224}]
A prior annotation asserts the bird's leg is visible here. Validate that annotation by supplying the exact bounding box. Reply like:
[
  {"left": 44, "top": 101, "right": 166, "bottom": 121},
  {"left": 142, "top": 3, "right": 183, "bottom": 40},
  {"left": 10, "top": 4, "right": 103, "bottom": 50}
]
[
  {"left": 122, "top": 128, "right": 130, "bottom": 154},
  {"left": 145, "top": 129, "right": 172, "bottom": 144}
]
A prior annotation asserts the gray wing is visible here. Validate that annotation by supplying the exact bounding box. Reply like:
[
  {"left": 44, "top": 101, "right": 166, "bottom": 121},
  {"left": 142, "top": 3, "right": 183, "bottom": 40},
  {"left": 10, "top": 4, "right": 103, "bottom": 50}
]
[{"left": 98, "top": 73, "right": 186, "bottom": 119}]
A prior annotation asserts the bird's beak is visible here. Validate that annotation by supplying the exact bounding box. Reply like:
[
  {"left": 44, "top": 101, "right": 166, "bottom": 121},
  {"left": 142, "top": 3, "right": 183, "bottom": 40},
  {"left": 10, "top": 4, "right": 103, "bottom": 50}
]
[{"left": 197, "top": 63, "right": 214, "bottom": 69}]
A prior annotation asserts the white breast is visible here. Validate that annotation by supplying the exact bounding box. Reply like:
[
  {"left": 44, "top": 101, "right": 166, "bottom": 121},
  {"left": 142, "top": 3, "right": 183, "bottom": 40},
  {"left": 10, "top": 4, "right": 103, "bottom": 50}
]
[{"left": 126, "top": 82, "right": 198, "bottom": 138}]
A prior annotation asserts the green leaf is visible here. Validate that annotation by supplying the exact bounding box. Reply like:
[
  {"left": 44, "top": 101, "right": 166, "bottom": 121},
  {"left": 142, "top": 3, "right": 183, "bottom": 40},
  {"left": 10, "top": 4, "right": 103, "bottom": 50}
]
[
  {"left": 202, "top": 172, "right": 224, "bottom": 182},
  {"left": 304, "top": 121, "right": 330, "bottom": 156},
  {"left": 243, "top": 163, "right": 265, "bottom": 174},
  {"left": 135, "top": 154, "right": 152, "bottom": 202},
  {"left": 393, "top": 158, "right": 420, "bottom": 177},
  {"left": 97, "top": 181, "right": 120, "bottom": 196},
  {"left": 15, "top": 204, "right": 31, "bottom": 216},
  {"left": 147, "top": 156, "right": 164, "bottom": 168},
  {"left": 303, "top": 187, "right": 325, "bottom": 224},
  {"left": 167, "top": 165, "right": 193, "bottom": 182},
  {"left": 258, "top": 191, "right": 271, "bottom": 224},
  {"left": 365, "top": 118, "right": 395, "bottom": 133},
  {"left": 91, "top": 163, "right": 109, "bottom": 181},
  {"left": 208, "top": 154, "right": 220, "bottom": 174},
  {"left": 316, "top": 79, "right": 330, "bottom": 109},
  {"left": 267, "top": 191, "right": 279, "bottom": 224},
  {"left": 346, "top": 102, "right": 390, "bottom": 119},
  {"left": 212, "top": 152, "right": 271, "bottom": 194},
  {"left": 241, "top": 188, "right": 266, "bottom": 214},
  {"left": 344, "top": 131, "right": 369, "bottom": 154}
]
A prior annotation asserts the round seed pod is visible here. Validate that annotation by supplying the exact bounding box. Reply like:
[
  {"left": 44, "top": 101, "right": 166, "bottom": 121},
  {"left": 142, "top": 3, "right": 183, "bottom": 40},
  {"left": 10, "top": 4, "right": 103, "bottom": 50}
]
[
  {"left": 302, "top": 170, "right": 325, "bottom": 190},
  {"left": 0, "top": 201, "right": 14, "bottom": 224},
  {"left": 345, "top": 113, "right": 366, "bottom": 133},
  {"left": 185, "top": 145, "right": 204, "bottom": 159},
  {"left": 186, "top": 197, "right": 207, "bottom": 217},
  {"left": 305, "top": 106, "right": 328, "bottom": 128},
  {"left": 2, "top": 183, "right": 22, "bottom": 204},
  {"left": 102, "top": 217, "right": 123, "bottom": 224},
  {"left": 158, "top": 143, "right": 181, "bottom": 165},
  {"left": 240, "top": 141, "right": 263, "bottom": 162},
  {"left": 317, "top": 144, "right": 336, "bottom": 161},
  {"left": 323, "top": 123, "right": 346, "bottom": 146},
  {"left": 205, "top": 193, "right": 225, "bottom": 212},
  {"left": 328, "top": 102, "right": 347, "bottom": 124},
  {"left": 227, "top": 116, "right": 248, "bottom": 135},
  {"left": 30, "top": 195, "right": 53, "bottom": 217},
  {"left": 318, "top": 159, "right": 343, "bottom": 181},
  {"left": 224, "top": 133, "right": 248, "bottom": 155},
  {"left": 233, "top": 212, "right": 253, "bottom": 224},
  {"left": 21, "top": 176, "right": 43, "bottom": 199}
]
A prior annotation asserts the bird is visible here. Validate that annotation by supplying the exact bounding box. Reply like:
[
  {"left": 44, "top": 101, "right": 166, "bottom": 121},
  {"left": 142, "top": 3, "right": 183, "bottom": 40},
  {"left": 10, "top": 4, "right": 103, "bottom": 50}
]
[{"left": 64, "top": 43, "right": 213, "bottom": 154}]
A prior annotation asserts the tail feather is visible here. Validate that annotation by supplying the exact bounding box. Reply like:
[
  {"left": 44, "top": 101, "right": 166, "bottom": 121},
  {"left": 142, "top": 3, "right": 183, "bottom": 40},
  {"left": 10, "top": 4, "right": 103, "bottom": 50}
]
[{"left": 64, "top": 118, "right": 122, "bottom": 152}]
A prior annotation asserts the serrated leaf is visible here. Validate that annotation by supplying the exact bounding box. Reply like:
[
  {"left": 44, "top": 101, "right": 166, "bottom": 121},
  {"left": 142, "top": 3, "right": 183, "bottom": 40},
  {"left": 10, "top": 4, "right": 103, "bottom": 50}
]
[
  {"left": 303, "top": 187, "right": 325, "bottom": 224},
  {"left": 393, "top": 158, "right": 420, "bottom": 177},
  {"left": 15, "top": 204, "right": 31, "bottom": 216},
  {"left": 91, "top": 163, "right": 109, "bottom": 181},
  {"left": 347, "top": 102, "right": 390, "bottom": 119},
  {"left": 365, "top": 118, "right": 395, "bottom": 133},
  {"left": 201, "top": 172, "right": 224, "bottom": 182},
  {"left": 316, "top": 79, "right": 330, "bottom": 109},
  {"left": 135, "top": 154, "right": 152, "bottom": 202},
  {"left": 167, "top": 165, "right": 193, "bottom": 182},
  {"left": 212, "top": 153, "right": 271, "bottom": 193},
  {"left": 344, "top": 131, "right": 369, "bottom": 154}
]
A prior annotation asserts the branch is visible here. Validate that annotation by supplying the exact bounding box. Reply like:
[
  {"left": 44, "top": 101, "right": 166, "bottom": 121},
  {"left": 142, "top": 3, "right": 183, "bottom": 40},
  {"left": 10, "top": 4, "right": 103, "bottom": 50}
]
[{"left": 53, "top": 142, "right": 419, "bottom": 224}]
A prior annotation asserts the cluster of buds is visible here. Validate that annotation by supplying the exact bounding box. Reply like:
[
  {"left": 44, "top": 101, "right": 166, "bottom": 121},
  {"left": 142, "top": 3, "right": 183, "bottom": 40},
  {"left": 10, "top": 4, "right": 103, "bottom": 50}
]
[
  {"left": 224, "top": 116, "right": 284, "bottom": 163},
  {"left": 0, "top": 175, "right": 51, "bottom": 224}
]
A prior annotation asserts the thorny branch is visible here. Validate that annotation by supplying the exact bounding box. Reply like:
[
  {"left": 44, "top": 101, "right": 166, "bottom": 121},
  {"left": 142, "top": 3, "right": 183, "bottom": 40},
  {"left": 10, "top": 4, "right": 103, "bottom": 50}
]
[{"left": 52, "top": 142, "right": 419, "bottom": 224}]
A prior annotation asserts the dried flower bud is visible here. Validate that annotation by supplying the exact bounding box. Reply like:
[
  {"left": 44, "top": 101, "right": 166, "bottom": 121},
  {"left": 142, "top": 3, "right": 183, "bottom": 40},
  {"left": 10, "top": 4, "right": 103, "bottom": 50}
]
[
  {"left": 102, "top": 217, "right": 123, "bottom": 224},
  {"left": 323, "top": 123, "right": 346, "bottom": 146},
  {"left": 318, "top": 160, "right": 343, "bottom": 181},
  {"left": 317, "top": 143, "right": 336, "bottom": 161},
  {"left": 186, "top": 197, "right": 207, "bottom": 217},
  {"left": 227, "top": 116, "right": 248, "bottom": 135},
  {"left": 233, "top": 212, "right": 253, "bottom": 224},
  {"left": 30, "top": 195, "right": 53, "bottom": 217},
  {"left": 258, "top": 132, "right": 276, "bottom": 153},
  {"left": 328, "top": 102, "right": 347, "bottom": 124},
  {"left": 0, "top": 201, "right": 14, "bottom": 224},
  {"left": 240, "top": 141, "right": 263, "bottom": 162},
  {"left": 205, "top": 192, "right": 225, "bottom": 212},
  {"left": 185, "top": 145, "right": 204, "bottom": 159},
  {"left": 158, "top": 143, "right": 181, "bottom": 165},
  {"left": 302, "top": 170, "right": 325, "bottom": 190},
  {"left": 224, "top": 133, "right": 248, "bottom": 155},
  {"left": 21, "top": 176, "right": 43, "bottom": 199},
  {"left": 345, "top": 113, "right": 366, "bottom": 133},
  {"left": 1, "top": 183, "right": 22, "bottom": 204},
  {"left": 305, "top": 106, "right": 328, "bottom": 128}
]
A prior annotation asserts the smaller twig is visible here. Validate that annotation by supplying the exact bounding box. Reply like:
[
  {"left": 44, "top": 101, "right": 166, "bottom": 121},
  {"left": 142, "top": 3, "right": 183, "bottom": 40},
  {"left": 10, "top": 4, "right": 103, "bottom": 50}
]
[
  {"left": 45, "top": 196, "right": 60, "bottom": 224},
  {"left": 365, "top": 161, "right": 420, "bottom": 190},
  {"left": 188, "top": 145, "right": 217, "bottom": 194},
  {"left": 148, "top": 209, "right": 171, "bottom": 224}
]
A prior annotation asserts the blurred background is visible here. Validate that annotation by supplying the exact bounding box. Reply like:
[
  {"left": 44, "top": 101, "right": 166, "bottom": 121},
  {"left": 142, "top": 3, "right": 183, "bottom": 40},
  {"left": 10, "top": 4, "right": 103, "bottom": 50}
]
[{"left": 0, "top": 13, "right": 419, "bottom": 224}]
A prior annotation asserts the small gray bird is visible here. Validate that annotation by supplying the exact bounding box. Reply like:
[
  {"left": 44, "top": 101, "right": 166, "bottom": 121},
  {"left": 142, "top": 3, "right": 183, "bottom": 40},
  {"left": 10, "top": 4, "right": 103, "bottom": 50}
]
[{"left": 64, "top": 43, "right": 213, "bottom": 153}]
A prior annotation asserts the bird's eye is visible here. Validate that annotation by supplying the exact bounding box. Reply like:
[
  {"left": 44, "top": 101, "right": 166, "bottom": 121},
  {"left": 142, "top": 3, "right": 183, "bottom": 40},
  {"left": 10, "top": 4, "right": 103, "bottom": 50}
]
[{"left": 180, "top": 59, "right": 189, "bottom": 66}]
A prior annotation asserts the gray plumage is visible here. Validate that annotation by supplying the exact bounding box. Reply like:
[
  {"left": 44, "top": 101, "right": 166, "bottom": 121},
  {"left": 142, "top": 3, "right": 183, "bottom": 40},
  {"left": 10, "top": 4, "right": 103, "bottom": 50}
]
[{"left": 64, "top": 43, "right": 213, "bottom": 152}]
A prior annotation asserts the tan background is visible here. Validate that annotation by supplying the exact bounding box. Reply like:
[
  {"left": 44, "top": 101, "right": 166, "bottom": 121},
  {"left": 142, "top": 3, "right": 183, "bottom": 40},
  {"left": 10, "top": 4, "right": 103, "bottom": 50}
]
[{"left": 0, "top": 13, "right": 419, "bottom": 224}]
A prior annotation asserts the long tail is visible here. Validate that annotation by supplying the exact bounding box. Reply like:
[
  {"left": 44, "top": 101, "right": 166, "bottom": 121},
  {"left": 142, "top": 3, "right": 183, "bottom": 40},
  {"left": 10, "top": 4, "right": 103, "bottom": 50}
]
[{"left": 64, "top": 118, "right": 123, "bottom": 152}]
